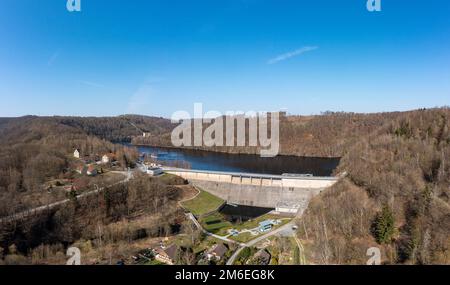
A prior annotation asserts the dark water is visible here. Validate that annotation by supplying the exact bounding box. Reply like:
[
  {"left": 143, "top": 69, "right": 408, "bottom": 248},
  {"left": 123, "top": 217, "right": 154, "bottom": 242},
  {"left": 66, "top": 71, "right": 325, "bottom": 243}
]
[
  {"left": 219, "top": 204, "right": 273, "bottom": 223},
  {"left": 135, "top": 145, "right": 339, "bottom": 176}
]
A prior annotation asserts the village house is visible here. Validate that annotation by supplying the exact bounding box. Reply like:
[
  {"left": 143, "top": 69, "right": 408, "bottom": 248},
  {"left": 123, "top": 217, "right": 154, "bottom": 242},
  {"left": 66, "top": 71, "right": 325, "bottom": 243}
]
[
  {"left": 76, "top": 164, "right": 98, "bottom": 176},
  {"left": 206, "top": 244, "right": 228, "bottom": 262},
  {"left": 75, "top": 165, "right": 84, "bottom": 175},
  {"left": 153, "top": 244, "right": 178, "bottom": 265},
  {"left": 73, "top": 149, "right": 80, "bottom": 158},
  {"left": 102, "top": 153, "right": 115, "bottom": 164}
]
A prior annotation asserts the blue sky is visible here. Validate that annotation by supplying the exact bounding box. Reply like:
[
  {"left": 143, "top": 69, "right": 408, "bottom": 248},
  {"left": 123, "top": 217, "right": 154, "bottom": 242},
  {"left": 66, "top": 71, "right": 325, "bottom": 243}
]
[{"left": 0, "top": 0, "right": 449, "bottom": 117}]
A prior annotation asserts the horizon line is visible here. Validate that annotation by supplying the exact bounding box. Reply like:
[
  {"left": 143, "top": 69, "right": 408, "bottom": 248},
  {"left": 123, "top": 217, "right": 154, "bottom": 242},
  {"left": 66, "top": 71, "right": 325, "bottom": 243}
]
[{"left": 1, "top": 106, "right": 449, "bottom": 119}]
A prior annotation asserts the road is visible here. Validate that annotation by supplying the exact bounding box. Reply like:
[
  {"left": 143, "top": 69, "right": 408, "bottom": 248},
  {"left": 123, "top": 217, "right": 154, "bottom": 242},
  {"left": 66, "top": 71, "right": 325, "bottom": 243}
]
[
  {"left": 226, "top": 220, "right": 296, "bottom": 265},
  {"left": 0, "top": 169, "right": 133, "bottom": 224},
  {"left": 186, "top": 213, "right": 242, "bottom": 245},
  {"left": 186, "top": 209, "right": 299, "bottom": 265},
  {"left": 293, "top": 234, "right": 307, "bottom": 265}
]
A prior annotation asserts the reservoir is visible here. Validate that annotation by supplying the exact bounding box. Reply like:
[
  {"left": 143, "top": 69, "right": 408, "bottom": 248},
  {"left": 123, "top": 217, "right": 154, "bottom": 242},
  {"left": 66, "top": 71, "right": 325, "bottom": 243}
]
[{"left": 135, "top": 145, "right": 339, "bottom": 176}]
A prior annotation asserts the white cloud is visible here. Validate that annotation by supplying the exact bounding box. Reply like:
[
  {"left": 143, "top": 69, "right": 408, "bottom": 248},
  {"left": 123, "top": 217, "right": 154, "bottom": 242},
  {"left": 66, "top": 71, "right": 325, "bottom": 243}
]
[
  {"left": 126, "top": 76, "right": 165, "bottom": 114},
  {"left": 126, "top": 84, "right": 155, "bottom": 114},
  {"left": 267, "top": 46, "right": 318, "bottom": 64},
  {"left": 47, "top": 50, "right": 60, "bottom": 66}
]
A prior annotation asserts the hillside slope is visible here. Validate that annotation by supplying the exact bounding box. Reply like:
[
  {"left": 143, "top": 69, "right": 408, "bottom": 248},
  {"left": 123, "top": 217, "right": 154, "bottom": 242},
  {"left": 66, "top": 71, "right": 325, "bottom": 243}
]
[
  {"left": 0, "top": 116, "right": 152, "bottom": 216},
  {"left": 298, "top": 108, "right": 450, "bottom": 264},
  {"left": 132, "top": 111, "right": 404, "bottom": 157}
]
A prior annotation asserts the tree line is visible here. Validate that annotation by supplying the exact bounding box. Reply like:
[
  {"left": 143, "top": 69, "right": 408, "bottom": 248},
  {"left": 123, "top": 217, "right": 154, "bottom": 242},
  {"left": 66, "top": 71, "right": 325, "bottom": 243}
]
[{"left": 298, "top": 108, "right": 450, "bottom": 264}]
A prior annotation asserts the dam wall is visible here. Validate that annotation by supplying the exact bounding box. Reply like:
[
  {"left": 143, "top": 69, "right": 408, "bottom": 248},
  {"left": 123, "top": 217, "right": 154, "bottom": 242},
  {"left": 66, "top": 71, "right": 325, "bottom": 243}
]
[
  {"left": 166, "top": 169, "right": 337, "bottom": 189},
  {"left": 165, "top": 169, "right": 339, "bottom": 210},
  {"left": 190, "top": 180, "right": 323, "bottom": 210}
]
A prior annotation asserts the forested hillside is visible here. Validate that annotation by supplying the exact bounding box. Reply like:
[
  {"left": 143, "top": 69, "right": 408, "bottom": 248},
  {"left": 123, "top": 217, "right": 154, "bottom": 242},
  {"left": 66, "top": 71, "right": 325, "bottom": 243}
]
[
  {"left": 55, "top": 115, "right": 174, "bottom": 142},
  {"left": 298, "top": 108, "right": 450, "bottom": 264},
  {"left": 132, "top": 111, "right": 403, "bottom": 157},
  {"left": 1, "top": 109, "right": 449, "bottom": 264},
  {"left": 0, "top": 115, "right": 173, "bottom": 144},
  {"left": 0, "top": 116, "right": 165, "bottom": 216},
  {"left": 0, "top": 174, "right": 186, "bottom": 265},
  {"left": 0, "top": 116, "right": 190, "bottom": 265}
]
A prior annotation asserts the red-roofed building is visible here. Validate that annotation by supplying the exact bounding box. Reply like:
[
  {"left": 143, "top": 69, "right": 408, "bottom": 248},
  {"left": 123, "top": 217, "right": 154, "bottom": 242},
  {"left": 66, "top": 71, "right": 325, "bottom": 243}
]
[{"left": 153, "top": 244, "right": 178, "bottom": 265}]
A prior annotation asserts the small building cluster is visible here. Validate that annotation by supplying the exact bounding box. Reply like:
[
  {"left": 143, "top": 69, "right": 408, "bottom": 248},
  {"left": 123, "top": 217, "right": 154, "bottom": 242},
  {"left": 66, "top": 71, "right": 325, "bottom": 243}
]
[
  {"left": 72, "top": 149, "right": 118, "bottom": 177},
  {"left": 258, "top": 219, "right": 281, "bottom": 233},
  {"left": 141, "top": 162, "right": 163, "bottom": 176},
  {"left": 145, "top": 242, "right": 229, "bottom": 265},
  {"left": 75, "top": 164, "right": 98, "bottom": 176},
  {"left": 147, "top": 167, "right": 163, "bottom": 176}
]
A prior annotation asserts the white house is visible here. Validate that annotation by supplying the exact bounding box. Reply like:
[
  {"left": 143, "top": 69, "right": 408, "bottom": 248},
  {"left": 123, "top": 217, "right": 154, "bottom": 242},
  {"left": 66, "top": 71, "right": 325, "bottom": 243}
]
[
  {"left": 102, "top": 153, "right": 115, "bottom": 163},
  {"left": 147, "top": 167, "right": 163, "bottom": 176},
  {"left": 73, "top": 149, "right": 80, "bottom": 159}
]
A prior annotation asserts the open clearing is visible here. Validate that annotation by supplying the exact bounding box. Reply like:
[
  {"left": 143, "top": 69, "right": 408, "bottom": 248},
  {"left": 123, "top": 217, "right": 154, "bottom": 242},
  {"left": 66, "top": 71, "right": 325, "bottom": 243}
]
[{"left": 180, "top": 189, "right": 225, "bottom": 216}]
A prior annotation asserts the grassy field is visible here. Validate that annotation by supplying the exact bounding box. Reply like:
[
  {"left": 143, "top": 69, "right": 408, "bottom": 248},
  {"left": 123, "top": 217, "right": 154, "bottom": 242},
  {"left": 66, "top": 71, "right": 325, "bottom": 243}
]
[
  {"left": 200, "top": 212, "right": 233, "bottom": 234},
  {"left": 155, "top": 173, "right": 186, "bottom": 185},
  {"left": 183, "top": 190, "right": 292, "bottom": 243},
  {"left": 233, "top": 214, "right": 289, "bottom": 231},
  {"left": 181, "top": 190, "right": 225, "bottom": 216},
  {"left": 198, "top": 212, "right": 292, "bottom": 243},
  {"left": 230, "top": 232, "right": 253, "bottom": 243}
]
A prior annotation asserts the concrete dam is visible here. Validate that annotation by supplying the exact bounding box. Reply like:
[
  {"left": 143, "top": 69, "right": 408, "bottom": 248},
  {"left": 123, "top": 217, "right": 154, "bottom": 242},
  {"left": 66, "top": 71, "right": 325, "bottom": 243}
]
[{"left": 164, "top": 168, "right": 339, "bottom": 213}]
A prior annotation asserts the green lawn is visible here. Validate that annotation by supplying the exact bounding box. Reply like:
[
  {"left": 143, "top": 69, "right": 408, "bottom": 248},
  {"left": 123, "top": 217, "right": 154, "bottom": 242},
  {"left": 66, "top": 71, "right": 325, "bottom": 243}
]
[
  {"left": 230, "top": 232, "right": 254, "bottom": 243},
  {"left": 184, "top": 195, "right": 293, "bottom": 243},
  {"left": 198, "top": 212, "right": 292, "bottom": 243},
  {"left": 233, "top": 214, "right": 291, "bottom": 231},
  {"left": 156, "top": 173, "right": 186, "bottom": 185},
  {"left": 181, "top": 190, "right": 225, "bottom": 216},
  {"left": 200, "top": 212, "right": 233, "bottom": 234}
]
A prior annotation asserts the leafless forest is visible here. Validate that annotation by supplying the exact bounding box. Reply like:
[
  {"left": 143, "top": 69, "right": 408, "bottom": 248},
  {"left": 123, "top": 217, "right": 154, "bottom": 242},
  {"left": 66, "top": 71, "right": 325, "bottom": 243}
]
[{"left": 1, "top": 108, "right": 449, "bottom": 264}]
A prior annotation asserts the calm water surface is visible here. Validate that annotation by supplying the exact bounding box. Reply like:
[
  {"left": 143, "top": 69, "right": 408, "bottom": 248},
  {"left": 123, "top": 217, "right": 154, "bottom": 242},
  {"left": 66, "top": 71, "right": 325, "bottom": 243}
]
[{"left": 135, "top": 145, "right": 339, "bottom": 176}]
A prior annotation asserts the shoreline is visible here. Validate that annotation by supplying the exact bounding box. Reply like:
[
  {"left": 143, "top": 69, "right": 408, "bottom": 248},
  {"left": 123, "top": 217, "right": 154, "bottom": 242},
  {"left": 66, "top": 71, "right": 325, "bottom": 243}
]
[{"left": 129, "top": 143, "right": 342, "bottom": 161}]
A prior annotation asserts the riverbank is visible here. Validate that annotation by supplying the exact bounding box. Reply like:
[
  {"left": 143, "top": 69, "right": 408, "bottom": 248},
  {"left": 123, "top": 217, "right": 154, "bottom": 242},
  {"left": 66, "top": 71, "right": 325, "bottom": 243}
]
[
  {"left": 131, "top": 143, "right": 342, "bottom": 160},
  {"left": 133, "top": 144, "right": 340, "bottom": 176}
]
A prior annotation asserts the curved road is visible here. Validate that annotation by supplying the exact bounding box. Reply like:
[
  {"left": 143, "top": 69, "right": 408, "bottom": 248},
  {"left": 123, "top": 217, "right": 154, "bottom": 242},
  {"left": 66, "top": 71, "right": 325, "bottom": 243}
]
[
  {"left": 0, "top": 170, "right": 132, "bottom": 224},
  {"left": 186, "top": 209, "right": 299, "bottom": 265},
  {"left": 226, "top": 220, "right": 296, "bottom": 265},
  {"left": 186, "top": 213, "right": 242, "bottom": 245}
]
